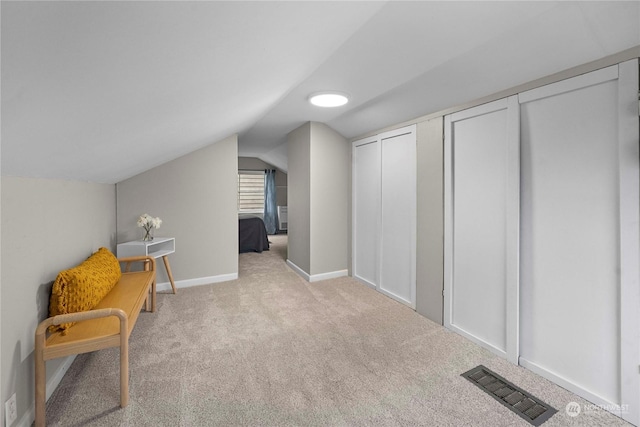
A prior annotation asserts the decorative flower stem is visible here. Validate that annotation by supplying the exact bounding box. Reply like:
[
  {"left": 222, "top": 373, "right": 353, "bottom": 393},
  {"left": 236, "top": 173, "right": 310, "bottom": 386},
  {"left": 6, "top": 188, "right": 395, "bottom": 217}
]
[
  {"left": 142, "top": 226, "right": 153, "bottom": 241},
  {"left": 138, "top": 213, "right": 162, "bottom": 242}
]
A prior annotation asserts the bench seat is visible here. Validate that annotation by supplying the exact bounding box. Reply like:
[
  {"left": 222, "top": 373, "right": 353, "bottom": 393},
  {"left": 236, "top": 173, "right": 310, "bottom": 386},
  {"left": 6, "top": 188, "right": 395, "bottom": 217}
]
[
  {"left": 35, "top": 256, "right": 156, "bottom": 427},
  {"left": 43, "top": 270, "right": 155, "bottom": 359}
]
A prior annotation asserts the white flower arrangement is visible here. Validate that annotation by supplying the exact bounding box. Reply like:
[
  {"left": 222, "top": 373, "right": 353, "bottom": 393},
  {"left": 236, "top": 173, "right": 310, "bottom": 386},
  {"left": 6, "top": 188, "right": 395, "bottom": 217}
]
[{"left": 137, "top": 214, "right": 162, "bottom": 241}]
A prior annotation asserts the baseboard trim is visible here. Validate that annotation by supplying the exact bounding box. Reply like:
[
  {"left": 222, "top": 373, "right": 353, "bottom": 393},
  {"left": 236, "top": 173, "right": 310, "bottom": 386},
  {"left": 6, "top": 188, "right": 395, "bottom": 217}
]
[
  {"left": 352, "top": 275, "right": 377, "bottom": 289},
  {"left": 446, "top": 323, "right": 507, "bottom": 360},
  {"left": 156, "top": 273, "right": 238, "bottom": 292},
  {"left": 309, "top": 269, "right": 348, "bottom": 283},
  {"left": 286, "top": 259, "right": 310, "bottom": 281},
  {"left": 377, "top": 287, "right": 416, "bottom": 310},
  {"left": 19, "top": 354, "right": 77, "bottom": 427},
  {"left": 519, "top": 357, "right": 622, "bottom": 418},
  {"left": 286, "top": 260, "right": 348, "bottom": 283}
]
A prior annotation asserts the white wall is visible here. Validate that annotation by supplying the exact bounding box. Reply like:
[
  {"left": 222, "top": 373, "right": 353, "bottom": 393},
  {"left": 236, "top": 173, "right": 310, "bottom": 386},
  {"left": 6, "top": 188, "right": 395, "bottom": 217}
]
[
  {"left": 116, "top": 135, "right": 239, "bottom": 288},
  {"left": 1, "top": 176, "right": 116, "bottom": 426}
]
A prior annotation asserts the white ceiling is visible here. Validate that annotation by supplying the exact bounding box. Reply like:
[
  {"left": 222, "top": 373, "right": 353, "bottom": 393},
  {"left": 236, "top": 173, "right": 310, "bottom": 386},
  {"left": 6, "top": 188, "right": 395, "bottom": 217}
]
[{"left": 2, "top": 1, "right": 639, "bottom": 183}]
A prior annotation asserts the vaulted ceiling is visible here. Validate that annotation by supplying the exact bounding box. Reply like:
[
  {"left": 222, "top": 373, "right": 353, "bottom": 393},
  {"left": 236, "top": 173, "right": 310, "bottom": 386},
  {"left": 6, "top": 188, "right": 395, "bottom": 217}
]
[{"left": 2, "top": 1, "right": 639, "bottom": 183}]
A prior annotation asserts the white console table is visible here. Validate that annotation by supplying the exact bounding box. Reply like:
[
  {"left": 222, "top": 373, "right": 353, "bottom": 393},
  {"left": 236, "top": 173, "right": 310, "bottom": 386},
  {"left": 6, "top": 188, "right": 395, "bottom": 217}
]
[{"left": 117, "top": 237, "right": 177, "bottom": 294}]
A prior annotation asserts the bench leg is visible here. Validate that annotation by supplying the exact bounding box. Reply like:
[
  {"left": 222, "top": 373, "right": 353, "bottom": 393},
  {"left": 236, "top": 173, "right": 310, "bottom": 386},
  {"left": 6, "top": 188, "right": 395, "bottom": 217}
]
[
  {"left": 35, "top": 347, "right": 46, "bottom": 427},
  {"left": 120, "top": 333, "right": 129, "bottom": 407}
]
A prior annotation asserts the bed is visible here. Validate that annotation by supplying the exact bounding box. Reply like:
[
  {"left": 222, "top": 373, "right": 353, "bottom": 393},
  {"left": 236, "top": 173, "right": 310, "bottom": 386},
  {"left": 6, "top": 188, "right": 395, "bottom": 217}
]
[{"left": 239, "top": 214, "right": 270, "bottom": 253}]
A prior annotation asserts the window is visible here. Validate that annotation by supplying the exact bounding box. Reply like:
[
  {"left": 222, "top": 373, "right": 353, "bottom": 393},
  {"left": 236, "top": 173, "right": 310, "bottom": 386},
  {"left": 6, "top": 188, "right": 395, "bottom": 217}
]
[{"left": 238, "top": 171, "right": 265, "bottom": 213}]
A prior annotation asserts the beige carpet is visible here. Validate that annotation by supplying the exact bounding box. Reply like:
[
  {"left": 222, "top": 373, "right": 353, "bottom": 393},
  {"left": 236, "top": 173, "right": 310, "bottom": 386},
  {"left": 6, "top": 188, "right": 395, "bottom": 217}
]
[{"left": 43, "top": 235, "right": 630, "bottom": 426}]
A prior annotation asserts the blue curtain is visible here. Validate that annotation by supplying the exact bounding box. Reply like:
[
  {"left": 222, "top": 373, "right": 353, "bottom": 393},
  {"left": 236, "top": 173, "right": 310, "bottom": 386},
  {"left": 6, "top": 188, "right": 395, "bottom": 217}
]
[{"left": 264, "top": 169, "right": 277, "bottom": 234}]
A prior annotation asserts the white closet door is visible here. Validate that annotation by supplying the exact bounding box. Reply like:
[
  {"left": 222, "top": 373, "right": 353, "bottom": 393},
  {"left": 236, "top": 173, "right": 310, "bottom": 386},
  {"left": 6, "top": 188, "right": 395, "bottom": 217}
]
[
  {"left": 519, "top": 62, "right": 639, "bottom": 424},
  {"left": 444, "top": 97, "right": 520, "bottom": 361},
  {"left": 352, "top": 137, "right": 380, "bottom": 288},
  {"left": 379, "top": 125, "right": 416, "bottom": 308}
]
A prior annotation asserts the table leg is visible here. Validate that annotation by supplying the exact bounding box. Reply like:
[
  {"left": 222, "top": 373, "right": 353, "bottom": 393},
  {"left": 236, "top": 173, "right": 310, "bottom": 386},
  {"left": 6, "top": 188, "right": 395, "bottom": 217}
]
[
  {"left": 143, "top": 260, "right": 151, "bottom": 311},
  {"left": 151, "top": 279, "right": 156, "bottom": 312},
  {"left": 163, "top": 255, "right": 177, "bottom": 294}
]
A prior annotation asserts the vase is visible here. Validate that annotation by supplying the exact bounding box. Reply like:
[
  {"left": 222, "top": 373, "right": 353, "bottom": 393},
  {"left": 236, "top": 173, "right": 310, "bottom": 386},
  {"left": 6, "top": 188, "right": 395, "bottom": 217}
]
[{"left": 142, "top": 228, "right": 154, "bottom": 241}]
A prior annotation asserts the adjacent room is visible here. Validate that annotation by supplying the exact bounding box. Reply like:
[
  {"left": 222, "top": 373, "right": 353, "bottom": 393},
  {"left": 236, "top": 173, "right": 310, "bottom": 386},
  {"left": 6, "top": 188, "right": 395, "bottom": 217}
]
[
  {"left": 237, "top": 157, "right": 287, "bottom": 257},
  {"left": 2, "top": 2, "right": 639, "bottom": 427}
]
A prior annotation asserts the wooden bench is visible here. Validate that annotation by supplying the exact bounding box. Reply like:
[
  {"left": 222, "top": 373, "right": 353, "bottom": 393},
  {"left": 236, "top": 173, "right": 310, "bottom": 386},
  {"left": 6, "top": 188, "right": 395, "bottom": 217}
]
[{"left": 34, "top": 255, "right": 157, "bottom": 427}]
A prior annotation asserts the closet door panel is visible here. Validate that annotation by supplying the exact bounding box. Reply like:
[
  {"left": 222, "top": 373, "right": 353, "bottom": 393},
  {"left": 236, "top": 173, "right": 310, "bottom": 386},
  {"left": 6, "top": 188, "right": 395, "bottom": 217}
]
[
  {"left": 454, "top": 110, "right": 507, "bottom": 352},
  {"left": 444, "top": 97, "right": 519, "bottom": 360},
  {"left": 519, "top": 68, "right": 622, "bottom": 406},
  {"left": 380, "top": 126, "right": 416, "bottom": 307},
  {"left": 352, "top": 138, "right": 380, "bottom": 288}
]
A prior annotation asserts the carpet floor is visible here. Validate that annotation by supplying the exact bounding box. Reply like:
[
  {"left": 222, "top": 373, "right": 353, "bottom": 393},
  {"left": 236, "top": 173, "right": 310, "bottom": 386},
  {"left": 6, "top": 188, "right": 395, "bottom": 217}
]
[{"left": 43, "top": 235, "right": 630, "bottom": 426}]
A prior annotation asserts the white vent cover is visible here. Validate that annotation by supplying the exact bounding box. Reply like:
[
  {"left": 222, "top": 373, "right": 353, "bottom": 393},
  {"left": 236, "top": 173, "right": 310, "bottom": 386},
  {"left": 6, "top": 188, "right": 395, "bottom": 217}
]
[{"left": 277, "top": 206, "right": 288, "bottom": 230}]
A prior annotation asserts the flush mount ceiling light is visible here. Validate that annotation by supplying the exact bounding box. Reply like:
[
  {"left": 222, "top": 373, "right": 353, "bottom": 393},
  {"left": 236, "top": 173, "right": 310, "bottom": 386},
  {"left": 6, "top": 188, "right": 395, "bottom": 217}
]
[{"left": 309, "top": 92, "right": 349, "bottom": 107}]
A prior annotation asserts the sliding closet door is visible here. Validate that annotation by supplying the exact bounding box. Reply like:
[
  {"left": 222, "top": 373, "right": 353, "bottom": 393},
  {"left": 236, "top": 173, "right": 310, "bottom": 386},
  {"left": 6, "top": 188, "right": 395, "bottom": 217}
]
[
  {"left": 379, "top": 125, "right": 416, "bottom": 308},
  {"left": 444, "top": 97, "right": 519, "bottom": 361},
  {"left": 353, "top": 126, "right": 416, "bottom": 307},
  {"left": 352, "top": 136, "right": 380, "bottom": 288},
  {"left": 519, "top": 61, "right": 639, "bottom": 424}
]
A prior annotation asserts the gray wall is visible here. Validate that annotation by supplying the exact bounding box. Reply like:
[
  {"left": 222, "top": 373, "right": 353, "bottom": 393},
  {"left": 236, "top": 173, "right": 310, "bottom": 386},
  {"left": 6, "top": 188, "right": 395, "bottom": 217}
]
[
  {"left": 1, "top": 177, "right": 116, "bottom": 426},
  {"left": 117, "top": 135, "right": 239, "bottom": 285},
  {"left": 237, "top": 157, "right": 288, "bottom": 207},
  {"left": 286, "top": 123, "right": 311, "bottom": 273},
  {"left": 309, "top": 122, "right": 349, "bottom": 276},
  {"left": 415, "top": 118, "right": 444, "bottom": 324},
  {"left": 287, "top": 122, "right": 349, "bottom": 277}
]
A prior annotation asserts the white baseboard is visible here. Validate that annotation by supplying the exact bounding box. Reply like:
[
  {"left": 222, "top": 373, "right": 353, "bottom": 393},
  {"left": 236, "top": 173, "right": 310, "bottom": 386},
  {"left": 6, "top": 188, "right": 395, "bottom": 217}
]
[
  {"left": 156, "top": 273, "right": 238, "bottom": 292},
  {"left": 19, "top": 355, "right": 77, "bottom": 427},
  {"left": 518, "top": 357, "right": 621, "bottom": 416},
  {"left": 286, "top": 260, "right": 347, "bottom": 283},
  {"left": 309, "top": 269, "right": 348, "bottom": 283},
  {"left": 286, "top": 259, "right": 310, "bottom": 281},
  {"left": 353, "top": 275, "right": 377, "bottom": 289},
  {"left": 446, "top": 323, "right": 507, "bottom": 360},
  {"left": 377, "top": 287, "right": 416, "bottom": 310}
]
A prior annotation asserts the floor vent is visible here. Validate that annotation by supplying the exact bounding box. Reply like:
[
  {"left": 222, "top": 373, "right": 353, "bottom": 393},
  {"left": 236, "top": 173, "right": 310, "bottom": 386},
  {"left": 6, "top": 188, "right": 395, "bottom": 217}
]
[{"left": 461, "top": 365, "right": 557, "bottom": 426}]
